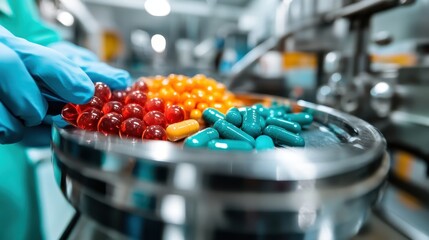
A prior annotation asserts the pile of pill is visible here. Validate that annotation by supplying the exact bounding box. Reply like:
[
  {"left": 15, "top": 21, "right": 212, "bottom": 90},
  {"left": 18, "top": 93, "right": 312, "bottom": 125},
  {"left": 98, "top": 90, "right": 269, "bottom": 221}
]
[
  {"left": 61, "top": 74, "right": 313, "bottom": 150},
  {"left": 184, "top": 103, "right": 313, "bottom": 151},
  {"left": 61, "top": 75, "right": 239, "bottom": 142},
  {"left": 144, "top": 74, "right": 238, "bottom": 122}
]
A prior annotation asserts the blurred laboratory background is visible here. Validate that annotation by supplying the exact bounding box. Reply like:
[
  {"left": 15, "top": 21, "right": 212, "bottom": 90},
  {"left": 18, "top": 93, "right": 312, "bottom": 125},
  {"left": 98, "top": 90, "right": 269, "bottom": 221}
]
[{"left": 33, "top": 0, "right": 429, "bottom": 239}]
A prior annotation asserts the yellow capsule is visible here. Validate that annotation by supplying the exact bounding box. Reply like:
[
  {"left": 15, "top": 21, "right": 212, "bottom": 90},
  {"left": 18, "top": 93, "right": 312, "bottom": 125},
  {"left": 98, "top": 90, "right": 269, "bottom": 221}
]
[{"left": 166, "top": 119, "right": 200, "bottom": 141}]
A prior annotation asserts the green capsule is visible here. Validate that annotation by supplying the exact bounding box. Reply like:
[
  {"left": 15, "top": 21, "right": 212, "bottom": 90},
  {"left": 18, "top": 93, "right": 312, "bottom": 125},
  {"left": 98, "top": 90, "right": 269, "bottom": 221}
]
[
  {"left": 241, "top": 108, "right": 262, "bottom": 138},
  {"left": 255, "top": 135, "right": 275, "bottom": 151},
  {"left": 184, "top": 128, "right": 219, "bottom": 148},
  {"left": 266, "top": 117, "right": 301, "bottom": 133},
  {"left": 284, "top": 113, "right": 313, "bottom": 125},
  {"left": 260, "top": 116, "right": 266, "bottom": 128},
  {"left": 208, "top": 139, "right": 253, "bottom": 151},
  {"left": 214, "top": 119, "right": 255, "bottom": 146},
  {"left": 225, "top": 107, "right": 242, "bottom": 127},
  {"left": 263, "top": 125, "right": 305, "bottom": 147},
  {"left": 202, "top": 108, "right": 225, "bottom": 126}
]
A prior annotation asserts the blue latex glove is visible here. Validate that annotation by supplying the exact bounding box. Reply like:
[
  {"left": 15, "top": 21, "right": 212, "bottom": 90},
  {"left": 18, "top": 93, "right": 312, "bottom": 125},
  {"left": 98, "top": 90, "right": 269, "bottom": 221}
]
[
  {"left": 48, "top": 41, "right": 131, "bottom": 90},
  {"left": 0, "top": 26, "right": 95, "bottom": 144}
]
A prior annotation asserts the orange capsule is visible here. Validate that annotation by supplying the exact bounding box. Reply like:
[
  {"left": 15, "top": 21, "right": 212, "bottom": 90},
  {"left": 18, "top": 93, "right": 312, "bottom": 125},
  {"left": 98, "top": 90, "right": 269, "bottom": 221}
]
[
  {"left": 212, "top": 91, "right": 222, "bottom": 101},
  {"left": 192, "top": 89, "right": 206, "bottom": 102},
  {"left": 183, "top": 99, "right": 196, "bottom": 112},
  {"left": 190, "top": 109, "right": 202, "bottom": 120},
  {"left": 211, "top": 102, "right": 224, "bottom": 111},
  {"left": 173, "top": 81, "right": 186, "bottom": 93},
  {"left": 204, "top": 95, "right": 215, "bottom": 104},
  {"left": 159, "top": 87, "right": 170, "bottom": 100},
  {"left": 196, "top": 102, "right": 209, "bottom": 112},
  {"left": 185, "top": 79, "right": 195, "bottom": 92},
  {"left": 216, "top": 83, "right": 226, "bottom": 93},
  {"left": 180, "top": 92, "right": 192, "bottom": 103}
]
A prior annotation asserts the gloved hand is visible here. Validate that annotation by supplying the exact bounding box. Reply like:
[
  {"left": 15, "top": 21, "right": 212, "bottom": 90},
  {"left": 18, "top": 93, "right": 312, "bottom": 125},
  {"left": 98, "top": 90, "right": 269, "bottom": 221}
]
[
  {"left": 0, "top": 26, "right": 95, "bottom": 144},
  {"left": 48, "top": 41, "right": 131, "bottom": 90}
]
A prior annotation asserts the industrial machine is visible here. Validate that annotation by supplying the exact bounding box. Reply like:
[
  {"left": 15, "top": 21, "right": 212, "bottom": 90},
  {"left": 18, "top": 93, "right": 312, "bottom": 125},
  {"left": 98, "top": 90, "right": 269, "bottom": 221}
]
[{"left": 33, "top": 0, "right": 429, "bottom": 239}]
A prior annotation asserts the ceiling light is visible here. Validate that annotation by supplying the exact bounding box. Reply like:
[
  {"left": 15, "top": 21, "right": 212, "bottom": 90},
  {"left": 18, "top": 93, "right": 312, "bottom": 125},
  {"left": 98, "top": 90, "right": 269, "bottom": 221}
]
[{"left": 145, "top": 0, "right": 171, "bottom": 17}]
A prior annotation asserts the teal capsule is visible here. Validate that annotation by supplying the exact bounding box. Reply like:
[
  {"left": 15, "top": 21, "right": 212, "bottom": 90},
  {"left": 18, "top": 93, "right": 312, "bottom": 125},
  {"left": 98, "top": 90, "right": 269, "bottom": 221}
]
[
  {"left": 252, "top": 105, "right": 270, "bottom": 118},
  {"left": 266, "top": 117, "right": 301, "bottom": 133},
  {"left": 238, "top": 107, "right": 248, "bottom": 116},
  {"left": 184, "top": 128, "right": 219, "bottom": 148},
  {"left": 214, "top": 119, "right": 256, "bottom": 146},
  {"left": 263, "top": 125, "right": 305, "bottom": 147},
  {"left": 202, "top": 108, "right": 225, "bottom": 126},
  {"left": 284, "top": 113, "right": 313, "bottom": 125},
  {"left": 208, "top": 139, "right": 253, "bottom": 151},
  {"left": 283, "top": 105, "right": 292, "bottom": 114},
  {"left": 260, "top": 116, "right": 266, "bottom": 128},
  {"left": 225, "top": 107, "right": 243, "bottom": 127},
  {"left": 255, "top": 135, "right": 275, "bottom": 151},
  {"left": 268, "top": 106, "right": 286, "bottom": 118},
  {"left": 241, "top": 109, "right": 262, "bottom": 138}
]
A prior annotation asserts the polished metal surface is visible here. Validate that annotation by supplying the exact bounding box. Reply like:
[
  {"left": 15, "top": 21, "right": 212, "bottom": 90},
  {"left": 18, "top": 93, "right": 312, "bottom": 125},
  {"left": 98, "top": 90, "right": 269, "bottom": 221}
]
[{"left": 52, "top": 94, "right": 388, "bottom": 240}]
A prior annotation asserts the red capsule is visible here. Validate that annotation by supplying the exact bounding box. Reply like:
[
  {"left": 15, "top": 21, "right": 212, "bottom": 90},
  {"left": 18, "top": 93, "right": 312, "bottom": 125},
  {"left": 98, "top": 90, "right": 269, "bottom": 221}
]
[
  {"left": 94, "top": 82, "right": 112, "bottom": 102},
  {"left": 145, "top": 98, "right": 165, "bottom": 113},
  {"left": 122, "top": 103, "right": 145, "bottom": 120},
  {"left": 132, "top": 79, "right": 149, "bottom": 93},
  {"left": 165, "top": 105, "right": 185, "bottom": 124},
  {"left": 125, "top": 90, "right": 147, "bottom": 107},
  {"left": 77, "top": 96, "right": 104, "bottom": 113},
  {"left": 143, "top": 111, "right": 166, "bottom": 128},
  {"left": 119, "top": 118, "right": 146, "bottom": 141},
  {"left": 142, "top": 125, "right": 167, "bottom": 141},
  {"left": 102, "top": 101, "right": 123, "bottom": 114},
  {"left": 76, "top": 108, "right": 103, "bottom": 131},
  {"left": 111, "top": 90, "right": 128, "bottom": 104},
  {"left": 97, "top": 112, "right": 123, "bottom": 135},
  {"left": 61, "top": 103, "right": 78, "bottom": 125}
]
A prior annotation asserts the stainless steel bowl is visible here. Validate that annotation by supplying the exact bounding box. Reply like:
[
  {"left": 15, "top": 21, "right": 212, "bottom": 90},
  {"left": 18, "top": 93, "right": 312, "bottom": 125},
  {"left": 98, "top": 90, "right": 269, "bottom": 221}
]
[{"left": 51, "top": 94, "right": 388, "bottom": 240}]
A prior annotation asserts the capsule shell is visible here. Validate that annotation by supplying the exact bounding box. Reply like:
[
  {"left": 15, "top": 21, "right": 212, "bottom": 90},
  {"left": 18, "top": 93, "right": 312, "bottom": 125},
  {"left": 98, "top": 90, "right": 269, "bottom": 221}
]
[
  {"left": 263, "top": 125, "right": 305, "bottom": 147},
  {"left": 184, "top": 127, "right": 219, "bottom": 148},
  {"left": 251, "top": 104, "right": 270, "bottom": 118},
  {"left": 225, "top": 107, "right": 243, "bottom": 127},
  {"left": 238, "top": 107, "right": 248, "bottom": 116},
  {"left": 202, "top": 108, "right": 225, "bottom": 126},
  {"left": 214, "top": 119, "right": 256, "bottom": 146},
  {"left": 284, "top": 113, "right": 313, "bottom": 125},
  {"left": 268, "top": 106, "right": 286, "bottom": 118},
  {"left": 260, "top": 116, "right": 266, "bottom": 129},
  {"left": 166, "top": 119, "right": 200, "bottom": 141},
  {"left": 255, "top": 135, "right": 275, "bottom": 151},
  {"left": 208, "top": 139, "right": 253, "bottom": 151},
  {"left": 266, "top": 117, "right": 301, "bottom": 133},
  {"left": 241, "top": 108, "right": 262, "bottom": 138}
]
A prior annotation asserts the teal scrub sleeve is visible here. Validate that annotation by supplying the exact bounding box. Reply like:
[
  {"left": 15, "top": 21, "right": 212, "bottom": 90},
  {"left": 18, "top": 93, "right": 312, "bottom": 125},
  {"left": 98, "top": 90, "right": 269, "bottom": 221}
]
[{"left": 0, "top": 0, "right": 60, "bottom": 46}]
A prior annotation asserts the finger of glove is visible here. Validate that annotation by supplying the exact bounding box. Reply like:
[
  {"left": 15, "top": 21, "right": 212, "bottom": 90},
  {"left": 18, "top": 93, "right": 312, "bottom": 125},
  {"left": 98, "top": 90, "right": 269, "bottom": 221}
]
[
  {"left": 4, "top": 37, "right": 95, "bottom": 104},
  {"left": 43, "top": 114, "right": 69, "bottom": 128},
  {"left": 48, "top": 41, "right": 98, "bottom": 62},
  {"left": 81, "top": 62, "right": 131, "bottom": 90},
  {"left": 0, "top": 43, "right": 48, "bottom": 126},
  {"left": 0, "top": 102, "right": 24, "bottom": 144}
]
